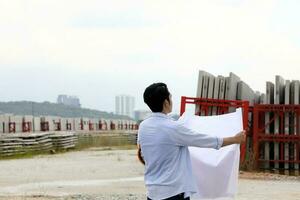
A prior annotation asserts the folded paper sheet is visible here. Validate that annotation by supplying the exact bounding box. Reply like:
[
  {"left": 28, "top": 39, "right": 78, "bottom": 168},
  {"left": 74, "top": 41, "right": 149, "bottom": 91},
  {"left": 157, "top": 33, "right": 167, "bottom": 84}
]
[{"left": 178, "top": 108, "right": 243, "bottom": 200}]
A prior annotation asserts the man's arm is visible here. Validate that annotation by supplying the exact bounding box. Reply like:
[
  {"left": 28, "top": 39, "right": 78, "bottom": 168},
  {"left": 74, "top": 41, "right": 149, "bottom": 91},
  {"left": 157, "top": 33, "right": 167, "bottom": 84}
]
[{"left": 170, "top": 122, "right": 246, "bottom": 149}]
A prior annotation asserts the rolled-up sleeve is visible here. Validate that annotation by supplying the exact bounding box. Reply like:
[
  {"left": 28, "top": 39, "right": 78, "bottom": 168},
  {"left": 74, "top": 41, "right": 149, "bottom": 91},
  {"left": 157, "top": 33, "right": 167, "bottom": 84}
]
[{"left": 169, "top": 122, "right": 223, "bottom": 150}]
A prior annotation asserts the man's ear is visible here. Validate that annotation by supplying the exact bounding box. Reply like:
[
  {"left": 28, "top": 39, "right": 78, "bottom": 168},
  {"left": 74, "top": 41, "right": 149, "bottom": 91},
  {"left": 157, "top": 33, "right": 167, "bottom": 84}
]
[
  {"left": 162, "top": 99, "right": 167, "bottom": 110},
  {"left": 163, "top": 99, "right": 168, "bottom": 106}
]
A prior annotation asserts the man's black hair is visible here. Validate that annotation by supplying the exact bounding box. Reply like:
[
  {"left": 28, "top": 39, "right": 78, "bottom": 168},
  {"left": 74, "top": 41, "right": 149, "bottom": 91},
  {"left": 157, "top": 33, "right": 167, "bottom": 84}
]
[{"left": 143, "top": 83, "right": 170, "bottom": 112}]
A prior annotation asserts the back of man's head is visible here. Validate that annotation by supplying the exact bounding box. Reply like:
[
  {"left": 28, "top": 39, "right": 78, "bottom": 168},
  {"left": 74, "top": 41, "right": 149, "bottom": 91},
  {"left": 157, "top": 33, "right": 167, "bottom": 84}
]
[{"left": 143, "top": 83, "right": 170, "bottom": 112}]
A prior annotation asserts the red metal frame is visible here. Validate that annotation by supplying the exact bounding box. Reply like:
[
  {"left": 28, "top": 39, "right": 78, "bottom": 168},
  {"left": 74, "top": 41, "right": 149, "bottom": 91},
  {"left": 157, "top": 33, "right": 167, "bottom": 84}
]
[
  {"left": 110, "top": 121, "right": 116, "bottom": 130},
  {"left": 54, "top": 122, "right": 61, "bottom": 131},
  {"left": 80, "top": 119, "right": 84, "bottom": 130},
  {"left": 99, "top": 120, "right": 103, "bottom": 130},
  {"left": 253, "top": 104, "right": 300, "bottom": 169},
  {"left": 89, "top": 121, "right": 94, "bottom": 131},
  {"left": 9, "top": 122, "right": 16, "bottom": 133},
  {"left": 41, "top": 122, "right": 49, "bottom": 131},
  {"left": 180, "top": 96, "right": 249, "bottom": 163},
  {"left": 22, "top": 121, "right": 32, "bottom": 132}
]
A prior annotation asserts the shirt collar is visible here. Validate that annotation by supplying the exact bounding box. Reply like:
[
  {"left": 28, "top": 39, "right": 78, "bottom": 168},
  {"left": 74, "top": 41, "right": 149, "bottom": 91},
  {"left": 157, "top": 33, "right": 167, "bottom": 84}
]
[{"left": 151, "top": 112, "right": 170, "bottom": 119}]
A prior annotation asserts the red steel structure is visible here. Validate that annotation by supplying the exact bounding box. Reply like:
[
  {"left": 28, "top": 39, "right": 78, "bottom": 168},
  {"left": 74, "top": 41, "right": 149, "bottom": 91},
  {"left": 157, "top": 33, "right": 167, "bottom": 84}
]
[
  {"left": 89, "top": 121, "right": 94, "bottom": 131},
  {"left": 9, "top": 122, "right": 16, "bottom": 133},
  {"left": 180, "top": 96, "right": 250, "bottom": 163},
  {"left": 22, "top": 121, "right": 32, "bottom": 132},
  {"left": 54, "top": 122, "right": 61, "bottom": 131},
  {"left": 41, "top": 122, "right": 49, "bottom": 131},
  {"left": 253, "top": 104, "right": 300, "bottom": 169}
]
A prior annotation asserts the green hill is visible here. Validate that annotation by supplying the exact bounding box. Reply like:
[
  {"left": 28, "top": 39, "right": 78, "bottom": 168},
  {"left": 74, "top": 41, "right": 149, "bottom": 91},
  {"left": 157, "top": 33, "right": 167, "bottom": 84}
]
[{"left": 0, "top": 101, "right": 131, "bottom": 120}]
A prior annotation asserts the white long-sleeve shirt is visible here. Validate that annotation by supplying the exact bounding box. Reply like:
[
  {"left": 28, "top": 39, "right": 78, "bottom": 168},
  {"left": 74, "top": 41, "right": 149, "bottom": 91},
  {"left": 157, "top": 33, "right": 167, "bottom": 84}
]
[{"left": 138, "top": 112, "right": 223, "bottom": 200}]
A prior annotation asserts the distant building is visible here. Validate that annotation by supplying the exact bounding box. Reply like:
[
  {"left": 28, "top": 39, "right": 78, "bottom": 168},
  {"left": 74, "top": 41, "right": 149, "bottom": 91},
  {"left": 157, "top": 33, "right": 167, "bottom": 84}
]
[
  {"left": 134, "top": 110, "right": 151, "bottom": 122},
  {"left": 115, "top": 95, "right": 135, "bottom": 118},
  {"left": 57, "top": 95, "right": 81, "bottom": 108}
]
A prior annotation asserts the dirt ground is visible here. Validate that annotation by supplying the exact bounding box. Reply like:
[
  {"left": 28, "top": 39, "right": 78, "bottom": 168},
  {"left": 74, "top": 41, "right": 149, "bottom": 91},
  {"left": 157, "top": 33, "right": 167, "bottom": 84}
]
[{"left": 0, "top": 148, "right": 299, "bottom": 200}]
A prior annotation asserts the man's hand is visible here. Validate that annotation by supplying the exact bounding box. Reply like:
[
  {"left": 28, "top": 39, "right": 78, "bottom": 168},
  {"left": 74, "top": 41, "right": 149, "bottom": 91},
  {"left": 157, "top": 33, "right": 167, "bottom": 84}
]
[
  {"left": 222, "top": 130, "right": 246, "bottom": 147},
  {"left": 234, "top": 130, "right": 246, "bottom": 144}
]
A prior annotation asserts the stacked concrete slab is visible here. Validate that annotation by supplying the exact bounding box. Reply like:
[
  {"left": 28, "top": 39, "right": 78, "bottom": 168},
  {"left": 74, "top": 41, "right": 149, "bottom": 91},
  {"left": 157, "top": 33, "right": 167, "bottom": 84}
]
[
  {"left": 0, "top": 115, "right": 138, "bottom": 134},
  {"left": 265, "top": 76, "right": 299, "bottom": 172},
  {"left": 196, "top": 71, "right": 257, "bottom": 116},
  {"left": 50, "top": 132, "right": 78, "bottom": 150},
  {"left": 196, "top": 70, "right": 300, "bottom": 172},
  {"left": 0, "top": 132, "right": 77, "bottom": 156}
]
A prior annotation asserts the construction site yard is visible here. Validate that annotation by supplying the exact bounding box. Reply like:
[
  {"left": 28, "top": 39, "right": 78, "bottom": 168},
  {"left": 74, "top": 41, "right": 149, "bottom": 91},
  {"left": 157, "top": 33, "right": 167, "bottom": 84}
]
[{"left": 0, "top": 148, "right": 299, "bottom": 200}]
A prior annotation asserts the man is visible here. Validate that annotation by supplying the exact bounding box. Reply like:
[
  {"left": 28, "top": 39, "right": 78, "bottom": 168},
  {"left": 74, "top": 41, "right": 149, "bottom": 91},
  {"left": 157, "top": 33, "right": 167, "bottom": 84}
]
[{"left": 137, "top": 83, "right": 246, "bottom": 200}]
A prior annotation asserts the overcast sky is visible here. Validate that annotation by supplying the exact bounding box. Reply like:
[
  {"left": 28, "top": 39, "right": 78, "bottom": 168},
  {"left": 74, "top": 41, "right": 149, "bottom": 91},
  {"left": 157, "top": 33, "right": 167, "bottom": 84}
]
[{"left": 0, "top": 0, "right": 300, "bottom": 114}]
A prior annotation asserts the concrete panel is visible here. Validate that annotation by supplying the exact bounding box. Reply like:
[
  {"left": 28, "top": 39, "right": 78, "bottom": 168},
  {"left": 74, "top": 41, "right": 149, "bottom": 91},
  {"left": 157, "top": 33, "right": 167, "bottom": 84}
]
[
  {"left": 201, "top": 75, "right": 209, "bottom": 99},
  {"left": 33, "top": 117, "right": 41, "bottom": 132},
  {"left": 1, "top": 114, "right": 11, "bottom": 133},
  {"left": 91, "top": 118, "right": 99, "bottom": 131},
  {"left": 266, "top": 82, "right": 275, "bottom": 104},
  {"left": 196, "top": 70, "right": 206, "bottom": 98},
  {"left": 254, "top": 91, "right": 261, "bottom": 104},
  {"left": 275, "top": 76, "right": 285, "bottom": 104},
  {"left": 81, "top": 118, "right": 89, "bottom": 131},
  {"left": 105, "top": 119, "right": 111, "bottom": 130},
  {"left": 196, "top": 71, "right": 206, "bottom": 115},
  {"left": 264, "top": 82, "right": 274, "bottom": 170},
  {"left": 225, "top": 72, "right": 240, "bottom": 101},
  {"left": 0, "top": 115, "right": 5, "bottom": 133},
  {"left": 274, "top": 75, "right": 285, "bottom": 170},
  {"left": 291, "top": 80, "right": 300, "bottom": 170},
  {"left": 69, "top": 118, "right": 76, "bottom": 131},
  {"left": 74, "top": 118, "right": 82, "bottom": 131},
  {"left": 197, "top": 71, "right": 214, "bottom": 115},
  {"left": 218, "top": 76, "right": 226, "bottom": 100},
  {"left": 237, "top": 81, "right": 255, "bottom": 105},
  {"left": 207, "top": 75, "right": 215, "bottom": 115},
  {"left": 284, "top": 80, "right": 290, "bottom": 172},
  {"left": 260, "top": 93, "right": 266, "bottom": 104},
  {"left": 207, "top": 75, "right": 215, "bottom": 99},
  {"left": 224, "top": 73, "right": 240, "bottom": 112},
  {"left": 224, "top": 77, "right": 229, "bottom": 100},
  {"left": 60, "top": 118, "right": 68, "bottom": 131},
  {"left": 0, "top": 115, "right": 3, "bottom": 133},
  {"left": 212, "top": 77, "right": 220, "bottom": 115}
]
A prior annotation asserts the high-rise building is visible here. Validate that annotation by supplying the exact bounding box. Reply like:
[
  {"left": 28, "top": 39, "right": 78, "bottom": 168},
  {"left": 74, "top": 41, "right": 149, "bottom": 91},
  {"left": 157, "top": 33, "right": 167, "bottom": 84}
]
[
  {"left": 57, "top": 95, "right": 81, "bottom": 108},
  {"left": 115, "top": 95, "right": 135, "bottom": 118}
]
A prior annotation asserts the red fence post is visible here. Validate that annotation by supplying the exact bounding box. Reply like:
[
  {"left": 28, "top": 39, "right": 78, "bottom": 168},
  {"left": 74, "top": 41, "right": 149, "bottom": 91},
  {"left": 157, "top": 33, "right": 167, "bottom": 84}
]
[{"left": 180, "top": 96, "right": 187, "bottom": 116}]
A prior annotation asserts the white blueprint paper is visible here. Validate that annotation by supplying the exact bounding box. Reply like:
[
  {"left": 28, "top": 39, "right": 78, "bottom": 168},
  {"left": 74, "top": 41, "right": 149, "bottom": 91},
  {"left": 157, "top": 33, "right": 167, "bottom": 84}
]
[{"left": 178, "top": 108, "right": 243, "bottom": 200}]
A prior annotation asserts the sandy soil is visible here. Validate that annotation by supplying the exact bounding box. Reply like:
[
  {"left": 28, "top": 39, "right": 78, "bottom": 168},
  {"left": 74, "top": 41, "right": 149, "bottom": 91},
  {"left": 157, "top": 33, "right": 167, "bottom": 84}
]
[{"left": 0, "top": 148, "right": 299, "bottom": 200}]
